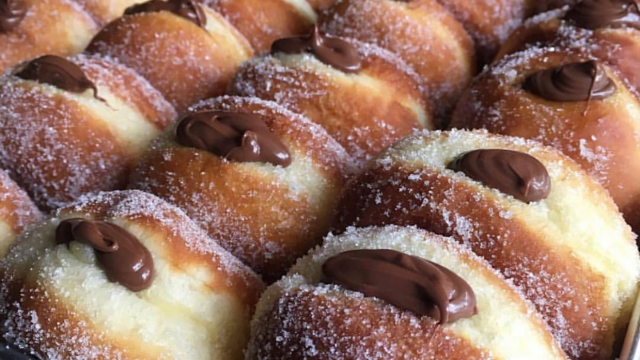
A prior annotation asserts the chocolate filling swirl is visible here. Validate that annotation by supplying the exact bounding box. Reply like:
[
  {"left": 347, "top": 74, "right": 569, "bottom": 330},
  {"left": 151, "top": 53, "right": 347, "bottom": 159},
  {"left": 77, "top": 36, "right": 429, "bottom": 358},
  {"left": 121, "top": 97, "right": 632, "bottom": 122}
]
[
  {"left": 322, "top": 249, "right": 477, "bottom": 324},
  {"left": 524, "top": 61, "right": 616, "bottom": 102},
  {"left": 176, "top": 111, "right": 292, "bottom": 167},
  {"left": 15, "top": 55, "right": 105, "bottom": 101},
  {"left": 56, "top": 218, "right": 155, "bottom": 292},
  {"left": 564, "top": 0, "right": 640, "bottom": 30},
  {"left": 125, "top": 0, "right": 207, "bottom": 28},
  {"left": 0, "top": 0, "right": 26, "bottom": 32},
  {"left": 271, "top": 26, "right": 362, "bottom": 73},
  {"left": 448, "top": 149, "right": 551, "bottom": 203}
]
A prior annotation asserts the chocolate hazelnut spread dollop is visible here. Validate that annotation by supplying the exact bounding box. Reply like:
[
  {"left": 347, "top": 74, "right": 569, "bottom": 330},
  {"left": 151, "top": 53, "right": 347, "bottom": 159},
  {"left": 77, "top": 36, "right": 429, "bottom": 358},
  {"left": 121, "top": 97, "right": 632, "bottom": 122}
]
[
  {"left": 55, "top": 218, "right": 155, "bottom": 292},
  {"left": 448, "top": 149, "right": 551, "bottom": 203},
  {"left": 125, "top": 0, "right": 207, "bottom": 28},
  {"left": 523, "top": 61, "right": 616, "bottom": 102},
  {"left": 176, "top": 110, "right": 292, "bottom": 167},
  {"left": 564, "top": 0, "right": 640, "bottom": 30},
  {"left": 271, "top": 26, "right": 362, "bottom": 73},
  {"left": 322, "top": 249, "right": 477, "bottom": 324},
  {"left": 0, "top": 0, "right": 26, "bottom": 32},
  {"left": 15, "top": 55, "right": 103, "bottom": 100}
]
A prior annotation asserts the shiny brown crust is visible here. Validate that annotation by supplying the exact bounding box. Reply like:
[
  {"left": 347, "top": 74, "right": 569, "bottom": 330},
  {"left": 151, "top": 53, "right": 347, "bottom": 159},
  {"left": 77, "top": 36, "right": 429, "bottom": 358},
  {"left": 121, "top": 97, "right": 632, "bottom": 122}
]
[
  {"left": 70, "top": 0, "right": 144, "bottom": 24},
  {"left": 0, "top": 54, "right": 175, "bottom": 210},
  {"left": 206, "top": 0, "right": 315, "bottom": 53},
  {"left": 319, "top": 0, "right": 475, "bottom": 116},
  {"left": 86, "top": 8, "right": 253, "bottom": 112},
  {"left": 230, "top": 39, "right": 430, "bottom": 163},
  {"left": 0, "top": 0, "right": 98, "bottom": 73},
  {"left": 450, "top": 49, "right": 640, "bottom": 236},
  {"left": 0, "top": 190, "right": 265, "bottom": 359},
  {"left": 496, "top": 10, "right": 640, "bottom": 97},
  {"left": 333, "top": 130, "right": 638, "bottom": 360},
  {"left": 431, "top": 0, "right": 535, "bottom": 62},
  {"left": 130, "top": 96, "right": 353, "bottom": 282}
]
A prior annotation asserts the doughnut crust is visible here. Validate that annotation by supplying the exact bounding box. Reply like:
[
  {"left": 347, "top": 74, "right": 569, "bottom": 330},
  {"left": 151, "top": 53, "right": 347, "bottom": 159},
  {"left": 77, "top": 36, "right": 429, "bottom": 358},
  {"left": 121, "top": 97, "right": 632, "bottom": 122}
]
[
  {"left": 230, "top": 40, "right": 430, "bottom": 163},
  {"left": 204, "top": 0, "right": 316, "bottom": 53},
  {"left": 87, "top": 4, "right": 253, "bottom": 111},
  {"left": 450, "top": 47, "right": 640, "bottom": 238},
  {"left": 334, "top": 130, "right": 640, "bottom": 360},
  {"left": 0, "top": 169, "right": 41, "bottom": 258},
  {"left": 496, "top": 7, "right": 640, "bottom": 97},
  {"left": 247, "top": 226, "right": 566, "bottom": 360},
  {"left": 130, "top": 96, "right": 353, "bottom": 282},
  {"left": 0, "top": 54, "right": 176, "bottom": 210},
  {"left": 0, "top": 0, "right": 98, "bottom": 73},
  {"left": 319, "top": 0, "right": 475, "bottom": 116},
  {"left": 0, "top": 190, "right": 265, "bottom": 360}
]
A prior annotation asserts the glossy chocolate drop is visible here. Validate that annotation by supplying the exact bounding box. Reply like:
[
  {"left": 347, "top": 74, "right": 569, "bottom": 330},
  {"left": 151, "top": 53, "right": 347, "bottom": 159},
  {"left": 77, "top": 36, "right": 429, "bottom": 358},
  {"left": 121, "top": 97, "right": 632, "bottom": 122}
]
[
  {"left": 448, "top": 149, "right": 551, "bottom": 203},
  {"left": 176, "top": 110, "right": 292, "bottom": 167},
  {"left": 322, "top": 249, "right": 478, "bottom": 324},
  {"left": 56, "top": 218, "right": 155, "bottom": 292},
  {"left": 271, "top": 26, "right": 362, "bottom": 73},
  {"left": 125, "top": 0, "right": 207, "bottom": 28},
  {"left": 524, "top": 60, "right": 616, "bottom": 102},
  {"left": 564, "top": 0, "right": 640, "bottom": 29},
  {"left": 0, "top": 0, "right": 26, "bottom": 32},
  {"left": 15, "top": 55, "right": 103, "bottom": 99}
]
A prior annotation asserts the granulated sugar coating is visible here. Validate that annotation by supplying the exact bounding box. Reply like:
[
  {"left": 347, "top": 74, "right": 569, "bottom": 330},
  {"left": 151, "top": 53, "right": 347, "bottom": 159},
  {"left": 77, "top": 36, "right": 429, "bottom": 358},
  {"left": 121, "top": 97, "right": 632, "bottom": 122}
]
[
  {"left": 333, "top": 130, "right": 640, "bottom": 359},
  {"left": 0, "top": 190, "right": 264, "bottom": 360}
]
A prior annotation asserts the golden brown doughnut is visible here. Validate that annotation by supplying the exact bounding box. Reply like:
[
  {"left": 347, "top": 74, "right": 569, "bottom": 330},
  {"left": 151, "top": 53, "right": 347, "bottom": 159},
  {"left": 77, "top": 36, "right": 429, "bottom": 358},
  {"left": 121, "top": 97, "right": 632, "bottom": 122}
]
[
  {"left": 203, "top": 0, "right": 316, "bottom": 53},
  {"left": 130, "top": 96, "right": 353, "bottom": 282},
  {"left": 450, "top": 47, "right": 640, "bottom": 238},
  {"left": 229, "top": 32, "right": 430, "bottom": 163},
  {"left": 86, "top": 0, "right": 254, "bottom": 112},
  {"left": 247, "top": 226, "right": 567, "bottom": 359},
  {"left": 0, "top": 169, "right": 41, "bottom": 258},
  {"left": 0, "top": 190, "right": 265, "bottom": 360},
  {"left": 0, "top": 54, "right": 176, "bottom": 210},
  {"left": 319, "top": 0, "right": 475, "bottom": 116},
  {"left": 496, "top": 0, "right": 640, "bottom": 97},
  {"left": 0, "top": 0, "right": 98, "bottom": 73},
  {"left": 333, "top": 130, "right": 640, "bottom": 360}
]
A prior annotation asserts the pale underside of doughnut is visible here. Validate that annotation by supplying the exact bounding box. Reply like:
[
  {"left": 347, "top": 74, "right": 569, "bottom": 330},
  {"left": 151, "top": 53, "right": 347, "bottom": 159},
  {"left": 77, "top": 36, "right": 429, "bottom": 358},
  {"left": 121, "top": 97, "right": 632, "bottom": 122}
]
[
  {"left": 247, "top": 226, "right": 566, "bottom": 360},
  {"left": 334, "top": 130, "right": 640, "bottom": 359}
]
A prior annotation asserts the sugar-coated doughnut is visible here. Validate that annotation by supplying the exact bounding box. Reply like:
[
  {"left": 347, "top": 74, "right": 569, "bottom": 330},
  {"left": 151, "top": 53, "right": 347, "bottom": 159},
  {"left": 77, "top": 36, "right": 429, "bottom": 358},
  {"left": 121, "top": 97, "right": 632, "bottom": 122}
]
[
  {"left": 0, "top": 190, "right": 265, "bottom": 360},
  {"left": 0, "top": 169, "right": 41, "bottom": 258},
  {"left": 130, "top": 96, "right": 353, "bottom": 282},
  {"left": 247, "top": 226, "right": 566, "bottom": 359},
  {"left": 0, "top": 54, "right": 176, "bottom": 210},
  {"left": 334, "top": 130, "right": 640, "bottom": 360}
]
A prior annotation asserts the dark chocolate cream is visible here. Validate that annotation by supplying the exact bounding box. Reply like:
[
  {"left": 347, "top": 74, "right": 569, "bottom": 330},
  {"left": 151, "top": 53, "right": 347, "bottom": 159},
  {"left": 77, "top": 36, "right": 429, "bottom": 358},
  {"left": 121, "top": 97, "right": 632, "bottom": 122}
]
[
  {"left": 176, "top": 110, "right": 292, "bottom": 167},
  {"left": 56, "top": 218, "right": 155, "bottom": 292},
  {"left": 125, "top": 0, "right": 207, "bottom": 28},
  {"left": 271, "top": 26, "right": 362, "bottom": 73},
  {"left": 448, "top": 149, "right": 551, "bottom": 203},
  {"left": 524, "top": 60, "right": 616, "bottom": 102},
  {"left": 15, "top": 55, "right": 104, "bottom": 100},
  {"left": 322, "top": 249, "right": 477, "bottom": 324},
  {"left": 564, "top": 0, "right": 640, "bottom": 29},
  {"left": 0, "top": 0, "right": 27, "bottom": 32}
]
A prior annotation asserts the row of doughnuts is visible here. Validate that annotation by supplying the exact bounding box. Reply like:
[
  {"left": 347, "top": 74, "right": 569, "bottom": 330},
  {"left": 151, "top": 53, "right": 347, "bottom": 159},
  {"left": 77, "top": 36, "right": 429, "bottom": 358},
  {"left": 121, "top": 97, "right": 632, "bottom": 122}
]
[{"left": 1, "top": 0, "right": 640, "bottom": 359}]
